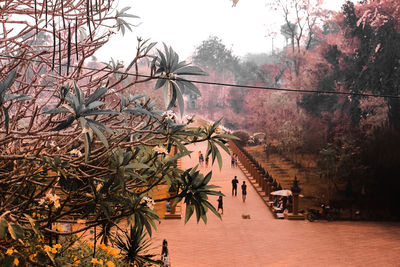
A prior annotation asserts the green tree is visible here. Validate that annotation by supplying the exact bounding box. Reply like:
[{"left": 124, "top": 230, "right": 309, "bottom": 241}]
[{"left": 193, "top": 36, "right": 240, "bottom": 74}]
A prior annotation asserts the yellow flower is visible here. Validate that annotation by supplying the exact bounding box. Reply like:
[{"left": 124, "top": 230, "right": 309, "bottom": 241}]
[
  {"left": 13, "top": 258, "right": 19, "bottom": 266},
  {"left": 6, "top": 248, "right": 14, "bottom": 255},
  {"left": 109, "top": 248, "right": 118, "bottom": 257},
  {"left": 29, "top": 254, "right": 36, "bottom": 261},
  {"left": 51, "top": 247, "right": 57, "bottom": 253},
  {"left": 106, "top": 261, "right": 115, "bottom": 267},
  {"left": 37, "top": 213, "right": 41, "bottom": 219},
  {"left": 52, "top": 223, "right": 63, "bottom": 232},
  {"left": 54, "top": 199, "right": 61, "bottom": 209},
  {"left": 153, "top": 145, "right": 168, "bottom": 154},
  {"left": 44, "top": 245, "right": 52, "bottom": 252},
  {"left": 32, "top": 212, "right": 36, "bottom": 218},
  {"left": 53, "top": 244, "right": 62, "bottom": 249},
  {"left": 98, "top": 243, "right": 107, "bottom": 250},
  {"left": 91, "top": 258, "right": 104, "bottom": 265}
]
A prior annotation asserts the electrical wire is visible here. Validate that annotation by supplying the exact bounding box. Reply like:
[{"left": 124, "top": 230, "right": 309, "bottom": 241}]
[{"left": 1, "top": 53, "right": 400, "bottom": 99}]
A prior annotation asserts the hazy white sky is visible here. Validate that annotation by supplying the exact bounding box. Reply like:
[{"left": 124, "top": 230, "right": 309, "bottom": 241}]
[{"left": 97, "top": 0, "right": 347, "bottom": 62}]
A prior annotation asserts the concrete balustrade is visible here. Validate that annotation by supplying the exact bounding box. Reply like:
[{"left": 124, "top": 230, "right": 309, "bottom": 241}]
[{"left": 229, "top": 140, "right": 272, "bottom": 198}]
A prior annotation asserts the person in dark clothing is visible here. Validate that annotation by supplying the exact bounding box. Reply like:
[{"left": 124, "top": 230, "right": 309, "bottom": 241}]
[
  {"left": 217, "top": 193, "right": 223, "bottom": 215},
  {"left": 231, "top": 176, "right": 239, "bottom": 196},
  {"left": 241, "top": 181, "right": 247, "bottom": 203},
  {"left": 161, "top": 239, "right": 170, "bottom": 267}
]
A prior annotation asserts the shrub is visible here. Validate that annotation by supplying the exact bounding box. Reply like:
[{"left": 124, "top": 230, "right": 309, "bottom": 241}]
[{"left": 232, "top": 130, "right": 250, "bottom": 146}]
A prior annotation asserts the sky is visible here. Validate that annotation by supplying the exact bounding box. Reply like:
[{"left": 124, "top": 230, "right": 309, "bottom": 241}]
[{"left": 96, "top": 0, "right": 347, "bottom": 62}]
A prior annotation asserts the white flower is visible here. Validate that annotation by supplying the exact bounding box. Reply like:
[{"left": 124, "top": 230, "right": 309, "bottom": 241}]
[
  {"left": 153, "top": 145, "right": 168, "bottom": 155},
  {"left": 39, "top": 192, "right": 60, "bottom": 209},
  {"left": 184, "top": 114, "right": 195, "bottom": 124},
  {"left": 163, "top": 110, "right": 176, "bottom": 120},
  {"left": 140, "top": 196, "right": 155, "bottom": 210},
  {"left": 69, "top": 149, "right": 83, "bottom": 157},
  {"left": 214, "top": 126, "right": 222, "bottom": 134},
  {"left": 54, "top": 199, "right": 60, "bottom": 209}
]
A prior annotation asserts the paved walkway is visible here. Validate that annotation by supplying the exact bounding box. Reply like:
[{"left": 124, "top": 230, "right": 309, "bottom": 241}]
[{"left": 152, "top": 142, "right": 400, "bottom": 266}]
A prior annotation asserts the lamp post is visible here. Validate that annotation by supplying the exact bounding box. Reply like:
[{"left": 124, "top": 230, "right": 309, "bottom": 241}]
[{"left": 284, "top": 176, "right": 305, "bottom": 219}]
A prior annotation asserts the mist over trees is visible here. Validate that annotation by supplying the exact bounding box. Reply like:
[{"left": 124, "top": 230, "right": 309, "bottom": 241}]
[{"left": 189, "top": 0, "right": 400, "bottom": 218}]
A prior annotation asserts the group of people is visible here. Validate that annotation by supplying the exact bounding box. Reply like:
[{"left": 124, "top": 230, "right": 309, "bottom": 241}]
[
  {"left": 231, "top": 176, "right": 247, "bottom": 202},
  {"left": 198, "top": 151, "right": 209, "bottom": 167},
  {"left": 272, "top": 196, "right": 292, "bottom": 214},
  {"left": 216, "top": 176, "right": 248, "bottom": 215},
  {"left": 163, "top": 151, "right": 250, "bottom": 265}
]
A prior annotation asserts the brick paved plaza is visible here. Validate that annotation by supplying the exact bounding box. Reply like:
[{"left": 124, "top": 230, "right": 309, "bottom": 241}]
[{"left": 152, "top": 142, "right": 400, "bottom": 266}]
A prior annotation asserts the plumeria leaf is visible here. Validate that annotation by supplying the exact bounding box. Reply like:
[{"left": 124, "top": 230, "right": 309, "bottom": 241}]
[
  {"left": 81, "top": 109, "right": 119, "bottom": 116},
  {"left": 2, "top": 107, "right": 9, "bottom": 131},
  {"left": 87, "top": 121, "right": 109, "bottom": 148},
  {"left": 2, "top": 69, "right": 17, "bottom": 93},
  {"left": 43, "top": 107, "right": 71, "bottom": 114},
  {"left": 123, "top": 107, "right": 153, "bottom": 117},
  {"left": 174, "top": 66, "right": 208, "bottom": 76},
  {"left": 52, "top": 115, "right": 75, "bottom": 131},
  {"left": 154, "top": 78, "right": 166, "bottom": 90},
  {"left": 86, "top": 87, "right": 108, "bottom": 105}
]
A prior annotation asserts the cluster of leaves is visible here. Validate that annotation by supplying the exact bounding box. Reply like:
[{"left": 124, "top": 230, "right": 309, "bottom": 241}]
[
  {"left": 0, "top": 27, "right": 237, "bottom": 267},
  {"left": 0, "top": 69, "right": 33, "bottom": 131},
  {"left": 152, "top": 43, "right": 207, "bottom": 115}
]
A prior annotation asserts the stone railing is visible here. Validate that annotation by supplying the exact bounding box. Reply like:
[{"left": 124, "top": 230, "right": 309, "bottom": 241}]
[
  {"left": 229, "top": 140, "right": 274, "bottom": 199},
  {"left": 229, "top": 140, "right": 304, "bottom": 220}
]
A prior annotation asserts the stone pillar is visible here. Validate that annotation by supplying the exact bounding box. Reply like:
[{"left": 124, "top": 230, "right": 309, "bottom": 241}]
[
  {"left": 168, "top": 191, "right": 177, "bottom": 214},
  {"left": 292, "top": 193, "right": 299, "bottom": 215},
  {"left": 265, "top": 180, "right": 271, "bottom": 196},
  {"left": 257, "top": 171, "right": 263, "bottom": 186},
  {"left": 250, "top": 163, "right": 256, "bottom": 179},
  {"left": 268, "top": 183, "right": 274, "bottom": 201},
  {"left": 262, "top": 178, "right": 268, "bottom": 194},
  {"left": 286, "top": 176, "right": 304, "bottom": 220},
  {"left": 291, "top": 176, "right": 301, "bottom": 215}
]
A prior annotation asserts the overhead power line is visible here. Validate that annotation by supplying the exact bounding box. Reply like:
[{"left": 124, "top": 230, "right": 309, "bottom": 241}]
[{"left": 1, "top": 53, "right": 400, "bottom": 99}]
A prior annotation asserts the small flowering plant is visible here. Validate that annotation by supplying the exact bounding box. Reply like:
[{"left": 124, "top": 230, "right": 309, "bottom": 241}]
[
  {"left": 153, "top": 145, "right": 168, "bottom": 155},
  {"left": 140, "top": 196, "right": 155, "bottom": 210},
  {"left": 163, "top": 110, "right": 177, "bottom": 121},
  {"left": 38, "top": 192, "right": 61, "bottom": 209},
  {"left": 51, "top": 241, "right": 127, "bottom": 266},
  {"left": 185, "top": 114, "right": 195, "bottom": 124}
]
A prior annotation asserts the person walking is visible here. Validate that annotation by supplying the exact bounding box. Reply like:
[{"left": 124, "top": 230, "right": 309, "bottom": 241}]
[
  {"left": 161, "top": 239, "right": 171, "bottom": 267},
  {"left": 198, "top": 151, "right": 204, "bottom": 166},
  {"left": 241, "top": 181, "right": 247, "bottom": 203},
  {"left": 217, "top": 193, "right": 223, "bottom": 215},
  {"left": 205, "top": 156, "right": 209, "bottom": 168},
  {"left": 231, "top": 176, "right": 239, "bottom": 196}
]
